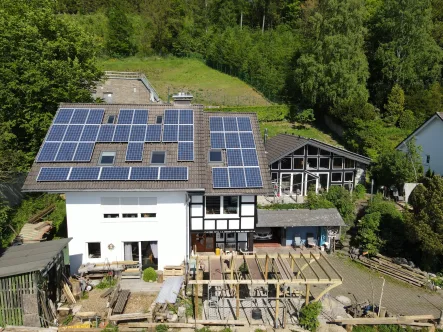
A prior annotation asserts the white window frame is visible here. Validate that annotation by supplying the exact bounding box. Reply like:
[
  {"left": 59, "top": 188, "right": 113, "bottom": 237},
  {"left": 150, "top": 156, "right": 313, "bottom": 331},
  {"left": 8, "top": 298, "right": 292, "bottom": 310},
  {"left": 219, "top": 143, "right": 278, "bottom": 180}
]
[
  {"left": 316, "top": 172, "right": 329, "bottom": 192},
  {"left": 344, "top": 158, "right": 356, "bottom": 169},
  {"left": 306, "top": 157, "right": 318, "bottom": 170},
  {"left": 344, "top": 171, "right": 354, "bottom": 182},
  {"left": 151, "top": 151, "right": 166, "bottom": 165},
  {"left": 293, "top": 157, "right": 304, "bottom": 170},
  {"left": 280, "top": 157, "right": 292, "bottom": 170},
  {"left": 99, "top": 151, "right": 116, "bottom": 166},
  {"left": 205, "top": 196, "right": 239, "bottom": 217},
  {"left": 332, "top": 157, "right": 343, "bottom": 169},
  {"left": 307, "top": 145, "right": 319, "bottom": 156},
  {"left": 271, "top": 161, "right": 279, "bottom": 170},
  {"left": 331, "top": 172, "right": 343, "bottom": 182},
  {"left": 86, "top": 242, "right": 102, "bottom": 259},
  {"left": 319, "top": 157, "right": 330, "bottom": 170}
]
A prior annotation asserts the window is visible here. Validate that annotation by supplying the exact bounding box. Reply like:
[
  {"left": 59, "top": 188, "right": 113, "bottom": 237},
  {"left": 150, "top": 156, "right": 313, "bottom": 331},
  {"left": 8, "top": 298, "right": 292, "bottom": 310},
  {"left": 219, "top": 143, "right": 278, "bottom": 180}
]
[
  {"left": 271, "top": 162, "right": 279, "bottom": 170},
  {"left": 141, "top": 213, "right": 157, "bottom": 218},
  {"left": 319, "top": 149, "right": 330, "bottom": 156},
  {"left": 280, "top": 158, "right": 292, "bottom": 170},
  {"left": 294, "top": 147, "right": 304, "bottom": 156},
  {"left": 107, "top": 115, "right": 115, "bottom": 124},
  {"left": 293, "top": 158, "right": 304, "bottom": 170},
  {"left": 344, "top": 158, "right": 355, "bottom": 169},
  {"left": 319, "top": 174, "right": 328, "bottom": 191},
  {"left": 156, "top": 116, "right": 163, "bottom": 124},
  {"left": 122, "top": 213, "right": 137, "bottom": 218},
  {"left": 307, "top": 158, "right": 318, "bottom": 169},
  {"left": 87, "top": 243, "right": 101, "bottom": 258},
  {"left": 344, "top": 183, "right": 353, "bottom": 191},
  {"left": 319, "top": 158, "right": 330, "bottom": 169},
  {"left": 209, "top": 150, "right": 222, "bottom": 163},
  {"left": 271, "top": 172, "right": 278, "bottom": 181},
  {"left": 99, "top": 152, "right": 116, "bottom": 165},
  {"left": 344, "top": 172, "right": 354, "bottom": 182},
  {"left": 426, "top": 155, "right": 431, "bottom": 163},
  {"left": 206, "top": 196, "right": 220, "bottom": 214},
  {"left": 332, "top": 157, "right": 343, "bottom": 169},
  {"left": 104, "top": 213, "right": 119, "bottom": 218},
  {"left": 331, "top": 172, "right": 343, "bottom": 182},
  {"left": 307, "top": 145, "right": 318, "bottom": 155},
  {"left": 223, "top": 196, "right": 238, "bottom": 214},
  {"left": 151, "top": 151, "right": 166, "bottom": 164}
]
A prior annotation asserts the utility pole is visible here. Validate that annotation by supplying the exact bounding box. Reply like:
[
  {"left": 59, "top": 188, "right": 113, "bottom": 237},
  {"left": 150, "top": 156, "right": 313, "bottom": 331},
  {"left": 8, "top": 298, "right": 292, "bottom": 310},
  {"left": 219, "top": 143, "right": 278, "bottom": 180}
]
[
  {"left": 262, "top": 14, "right": 265, "bottom": 34},
  {"left": 378, "top": 277, "right": 385, "bottom": 317}
]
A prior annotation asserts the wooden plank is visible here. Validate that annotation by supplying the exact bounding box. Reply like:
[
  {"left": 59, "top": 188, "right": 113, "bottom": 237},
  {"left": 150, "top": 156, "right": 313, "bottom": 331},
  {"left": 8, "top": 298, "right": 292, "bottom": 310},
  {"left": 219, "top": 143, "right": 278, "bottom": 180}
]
[
  {"left": 188, "top": 319, "right": 247, "bottom": 326},
  {"left": 100, "top": 287, "right": 114, "bottom": 298},
  {"left": 236, "top": 284, "right": 240, "bottom": 320},
  {"left": 194, "top": 284, "right": 199, "bottom": 320},
  {"left": 305, "top": 284, "right": 310, "bottom": 305},
  {"left": 108, "top": 313, "right": 150, "bottom": 321},
  {"left": 112, "top": 290, "right": 130, "bottom": 314},
  {"left": 333, "top": 315, "right": 435, "bottom": 325}
]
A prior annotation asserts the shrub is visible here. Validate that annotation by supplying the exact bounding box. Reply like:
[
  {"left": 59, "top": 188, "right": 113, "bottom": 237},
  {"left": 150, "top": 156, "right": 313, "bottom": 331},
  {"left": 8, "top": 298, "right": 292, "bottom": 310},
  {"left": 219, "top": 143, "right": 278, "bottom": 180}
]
[
  {"left": 96, "top": 276, "right": 117, "bottom": 289},
  {"left": 354, "top": 184, "right": 366, "bottom": 199},
  {"left": 220, "top": 328, "right": 232, "bottom": 332},
  {"left": 195, "top": 328, "right": 212, "bottom": 332},
  {"left": 155, "top": 324, "right": 168, "bottom": 332},
  {"left": 143, "top": 267, "right": 157, "bottom": 282},
  {"left": 299, "top": 301, "right": 322, "bottom": 332}
]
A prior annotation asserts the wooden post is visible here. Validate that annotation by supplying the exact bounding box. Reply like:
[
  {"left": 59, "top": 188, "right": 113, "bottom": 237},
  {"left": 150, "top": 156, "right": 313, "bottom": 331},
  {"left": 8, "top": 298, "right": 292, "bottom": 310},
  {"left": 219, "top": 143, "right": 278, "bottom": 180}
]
[
  {"left": 236, "top": 284, "right": 240, "bottom": 320},
  {"left": 305, "top": 284, "right": 310, "bottom": 305},
  {"left": 345, "top": 325, "right": 353, "bottom": 332},
  {"left": 230, "top": 255, "right": 234, "bottom": 280},
  {"left": 265, "top": 255, "right": 269, "bottom": 281},
  {"left": 275, "top": 284, "right": 280, "bottom": 328},
  {"left": 194, "top": 284, "right": 199, "bottom": 319}
]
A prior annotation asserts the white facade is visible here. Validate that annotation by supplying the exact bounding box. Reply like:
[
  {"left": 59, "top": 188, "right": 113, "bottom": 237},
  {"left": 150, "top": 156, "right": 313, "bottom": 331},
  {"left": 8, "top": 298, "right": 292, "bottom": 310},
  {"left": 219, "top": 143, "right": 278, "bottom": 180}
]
[
  {"left": 397, "top": 115, "right": 443, "bottom": 175},
  {"left": 65, "top": 191, "right": 188, "bottom": 274}
]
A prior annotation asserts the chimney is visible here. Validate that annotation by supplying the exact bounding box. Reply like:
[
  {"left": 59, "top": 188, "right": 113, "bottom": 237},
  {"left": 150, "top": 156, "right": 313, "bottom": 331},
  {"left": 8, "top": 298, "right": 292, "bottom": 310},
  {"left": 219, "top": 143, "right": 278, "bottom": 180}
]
[{"left": 172, "top": 92, "right": 193, "bottom": 106}]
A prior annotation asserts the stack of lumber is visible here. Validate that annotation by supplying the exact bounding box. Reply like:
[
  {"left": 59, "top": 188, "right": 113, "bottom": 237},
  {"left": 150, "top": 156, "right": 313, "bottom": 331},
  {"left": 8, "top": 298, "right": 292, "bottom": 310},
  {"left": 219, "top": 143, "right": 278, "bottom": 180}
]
[
  {"left": 108, "top": 313, "right": 150, "bottom": 322},
  {"left": 163, "top": 265, "right": 185, "bottom": 280},
  {"left": 358, "top": 254, "right": 428, "bottom": 287},
  {"left": 62, "top": 283, "right": 76, "bottom": 304},
  {"left": 112, "top": 290, "right": 130, "bottom": 314}
]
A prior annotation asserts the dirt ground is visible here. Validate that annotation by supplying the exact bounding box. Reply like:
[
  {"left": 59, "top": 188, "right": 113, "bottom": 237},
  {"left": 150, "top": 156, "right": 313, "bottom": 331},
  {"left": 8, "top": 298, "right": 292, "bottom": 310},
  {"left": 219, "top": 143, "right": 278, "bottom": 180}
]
[
  {"left": 77, "top": 288, "right": 109, "bottom": 317},
  {"left": 123, "top": 293, "right": 156, "bottom": 314}
]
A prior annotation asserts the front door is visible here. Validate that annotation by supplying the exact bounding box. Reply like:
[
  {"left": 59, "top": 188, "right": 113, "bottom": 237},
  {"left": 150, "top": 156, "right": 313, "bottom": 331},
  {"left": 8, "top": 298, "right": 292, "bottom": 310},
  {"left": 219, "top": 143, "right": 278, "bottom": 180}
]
[
  {"left": 191, "top": 233, "right": 215, "bottom": 252},
  {"left": 280, "top": 173, "right": 304, "bottom": 196}
]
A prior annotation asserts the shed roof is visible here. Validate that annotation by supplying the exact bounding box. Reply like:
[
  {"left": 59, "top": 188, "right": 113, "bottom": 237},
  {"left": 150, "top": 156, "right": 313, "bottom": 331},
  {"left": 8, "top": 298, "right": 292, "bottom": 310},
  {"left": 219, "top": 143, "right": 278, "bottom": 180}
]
[
  {"left": 256, "top": 208, "right": 345, "bottom": 228},
  {"left": 0, "top": 238, "right": 71, "bottom": 278}
]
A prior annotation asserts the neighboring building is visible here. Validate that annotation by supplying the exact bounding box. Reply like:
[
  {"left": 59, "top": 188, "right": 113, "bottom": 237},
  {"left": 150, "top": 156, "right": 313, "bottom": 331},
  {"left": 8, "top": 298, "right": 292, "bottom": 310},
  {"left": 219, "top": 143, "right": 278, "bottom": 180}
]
[
  {"left": 93, "top": 71, "right": 161, "bottom": 104},
  {"left": 22, "top": 96, "right": 272, "bottom": 274},
  {"left": 396, "top": 112, "right": 443, "bottom": 175},
  {"left": 257, "top": 208, "right": 345, "bottom": 248},
  {"left": 265, "top": 134, "right": 371, "bottom": 196}
]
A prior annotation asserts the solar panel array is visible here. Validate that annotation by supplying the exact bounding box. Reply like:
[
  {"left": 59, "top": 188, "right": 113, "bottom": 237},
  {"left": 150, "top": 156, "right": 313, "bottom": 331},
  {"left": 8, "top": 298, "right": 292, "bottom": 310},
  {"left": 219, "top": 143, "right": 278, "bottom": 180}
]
[
  {"left": 209, "top": 116, "right": 263, "bottom": 188},
  {"left": 163, "top": 110, "right": 194, "bottom": 161},
  {"left": 37, "top": 166, "right": 188, "bottom": 181}
]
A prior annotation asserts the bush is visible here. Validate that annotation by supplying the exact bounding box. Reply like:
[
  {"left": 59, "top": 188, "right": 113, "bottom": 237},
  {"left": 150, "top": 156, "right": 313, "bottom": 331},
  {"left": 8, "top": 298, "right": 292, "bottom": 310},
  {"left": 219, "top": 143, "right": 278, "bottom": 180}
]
[
  {"left": 354, "top": 184, "right": 366, "bottom": 199},
  {"left": 143, "top": 267, "right": 157, "bottom": 282},
  {"left": 155, "top": 324, "right": 168, "bottom": 332},
  {"left": 96, "top": 276, "right": 117, "bottom": 289},
  {"left": 210, "top": 105, "right": 290, "bottom": 122},
  {"left": 299, "top": 301, "right": 322, "bottom": 332}
]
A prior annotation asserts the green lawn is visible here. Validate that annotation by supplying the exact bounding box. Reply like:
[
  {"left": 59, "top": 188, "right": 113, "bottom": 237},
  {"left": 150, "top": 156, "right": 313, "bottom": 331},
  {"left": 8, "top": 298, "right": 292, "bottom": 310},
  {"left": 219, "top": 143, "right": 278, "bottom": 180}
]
[{"left": 99, "top": 57, "right": 270, "bottom": 106}]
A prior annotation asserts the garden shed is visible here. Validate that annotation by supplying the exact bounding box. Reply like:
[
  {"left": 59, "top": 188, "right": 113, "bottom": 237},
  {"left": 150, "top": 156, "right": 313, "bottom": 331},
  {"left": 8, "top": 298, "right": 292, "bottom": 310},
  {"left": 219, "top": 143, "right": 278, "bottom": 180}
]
[{"left": 0, "top": 238, "right": 71, "bottom": 327}]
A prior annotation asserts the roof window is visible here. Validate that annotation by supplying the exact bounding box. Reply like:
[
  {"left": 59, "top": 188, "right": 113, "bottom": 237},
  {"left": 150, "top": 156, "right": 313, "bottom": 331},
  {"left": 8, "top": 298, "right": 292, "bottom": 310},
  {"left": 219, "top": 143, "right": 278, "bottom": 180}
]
[
  {"left": 99, "top": 151, "right": 116, "bottom": 165},
  {"left": 151, "top": 151, "right": 166, "bottom": 164},
  {"left": 209, "top": 150, "right": 222, "bottom": 163},
  {"left": 156, "top": 116, "right": 163, "bottom": 124},
  {"left": 107, "top": 115, "right": 116, "bottom": 124}
]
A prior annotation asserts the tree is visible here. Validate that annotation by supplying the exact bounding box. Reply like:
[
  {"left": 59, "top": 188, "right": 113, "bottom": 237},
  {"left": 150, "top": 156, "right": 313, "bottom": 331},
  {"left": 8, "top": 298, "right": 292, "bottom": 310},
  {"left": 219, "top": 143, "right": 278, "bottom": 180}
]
[
  {"left": 106, "top": 0, "right": 135, "bottom": 57},
  {"left": 324, "top": 186, "right": 356, "bottom": 227},
  {"left": 292, "top": 0, "right": 370, "bottom": 126},
  {"left": 0, "top": 0, "right": 102, "bottom": 172},
  {"left": 356, "top": 212, "right": 383, "bottom": 255},
  {"left": 294, "top": 109, "right": 315, "bottom": 126},
  {"left": 299, "top": 301, "right": 322, "bottom": 332},
  {"left": 384, "top": 84, "right": 405, "bottom": 125}
]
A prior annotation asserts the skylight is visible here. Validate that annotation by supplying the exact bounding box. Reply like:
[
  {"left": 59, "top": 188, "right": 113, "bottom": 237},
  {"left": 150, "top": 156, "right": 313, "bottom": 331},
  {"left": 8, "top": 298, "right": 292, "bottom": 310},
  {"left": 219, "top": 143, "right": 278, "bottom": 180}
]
[
  {"left": 99, "top": 151, "right": 116, "bottom": 165},
  {"left": 151, "top": 151, "right": 166, "bottom": 164}
]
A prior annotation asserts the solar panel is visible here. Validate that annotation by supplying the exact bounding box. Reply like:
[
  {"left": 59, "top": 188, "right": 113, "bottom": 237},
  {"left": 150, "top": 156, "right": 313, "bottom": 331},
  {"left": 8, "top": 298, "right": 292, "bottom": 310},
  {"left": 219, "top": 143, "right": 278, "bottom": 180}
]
[
  {"left": 237, "top": 117, "right": 253, "bottom": 131},
  {"left": 70, "top": 109, "right": 89, "bottom": 124},
  {"left": 229, "top": 167, "right": 247, "bottom": 188},
  {"left": 69, "top": 167, "right": 100, "bottom": 181},
  {"left": 178, "top": 142, "right": 194, "bottom": 161},
  {"left": 55, "top": 142, "right": 77, "bottom": 161},
  {"left": 163, "top": 125, "right": 178, "bottom": 142},
  {"left": 225, "top": 133, "right": 241, "bottom": 148},
  {"left": 145, "top": 125, "right": 162, "bottom": 142},
  {"left": 100, "top": 167, "right": 130, "bottom": 180},
  {"left": 86, "top": 109, "right": 104, "bottom": 124},
  {"left": 63, "top": 125, "right": 84, "bottom": 141},
  {"left": 37, "top": 167, "right": 70, "bottom": 181},
  {"left": 179, "top": 110, "right": 193, "bottom": 124},
  {"left": 129, "top": 125, "right": 146, "bottom": 141},
  {"left": 241, "top": 149, "right": 259, "bottom": 166},
  {"left": 164, "top": 110, "right": 179, "bottom": 124},
  {"left": 54, "top": 109, "right": 74, "bottom": 124},
  {"left": 80, "top": 125, "right": 99, "bottom": 141},
  {"left": 73, "top": 143, "right": 95, "bottom": 161},
  {"left": 223, "top": 117, "right": 238, "bottom": 131},
  {"left": 210, "top": 133, "right": 225, "bottom": 149},
  {"left": 46, "top": 125, "right": 67, "bottom": 141},
  {"left": 209, "top": 117, "right": 224, "bottom": 131},
  {"left": 97, "top": 125, "right": 116, "bottom": 142},
  {"left": 37, "top": 142, "right": 61, "bottom": 162},
  {"left": 212, "top": 168, "right": 229, "bottom": 188},
  {"left": 130, "top": 167, "right": 159, "bottom": 180},
  {"left": 245, "top": 167, "right": 263, "bottom": 187},
  {"left": 133, "top": 109, "right": 148, "bottom": 124},
  {"left": 118, "top": 109, "right": 134, "bottom": 124},
  {"left": 239, "top": 132, "right": 255, "bottom": 148},
  {"left": 159, "top": 167, "right": 188, "bottom": 180},
  {"left": 178, "top": 125, "right": 193, "bottom": 141},
  {"left": 113, "top": 125, "right": 131, "bottom": 142},
  {"left": 226, "top": 149, "right": 243, "bottom": 166},
  {"left": 126, "top": 142, "right": 144, "bottom": 161}
]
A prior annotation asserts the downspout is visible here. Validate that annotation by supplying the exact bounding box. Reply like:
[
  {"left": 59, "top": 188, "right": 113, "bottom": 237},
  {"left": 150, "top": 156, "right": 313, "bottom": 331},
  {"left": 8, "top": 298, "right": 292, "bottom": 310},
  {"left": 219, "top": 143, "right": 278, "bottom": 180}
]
[{"left": 185, "top": 194, "right": 191, "bottom": 262}]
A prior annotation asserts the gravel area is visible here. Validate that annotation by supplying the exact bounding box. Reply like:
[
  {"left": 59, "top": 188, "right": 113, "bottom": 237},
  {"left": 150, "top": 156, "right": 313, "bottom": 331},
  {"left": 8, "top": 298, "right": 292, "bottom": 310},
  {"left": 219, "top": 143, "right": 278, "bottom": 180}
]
[
  {"left": 77, "top": 288, "right": 109, "bottom": 317},
  {"left": 123, "top": 293, "right": 156, "bottom": 314}
]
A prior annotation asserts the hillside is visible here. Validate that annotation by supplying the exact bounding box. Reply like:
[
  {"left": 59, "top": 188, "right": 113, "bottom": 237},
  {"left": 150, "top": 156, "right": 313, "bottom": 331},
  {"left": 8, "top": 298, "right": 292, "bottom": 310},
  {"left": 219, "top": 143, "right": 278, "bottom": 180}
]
[{"left": 99, "top": 57, "right": 270, "bottom": 106}]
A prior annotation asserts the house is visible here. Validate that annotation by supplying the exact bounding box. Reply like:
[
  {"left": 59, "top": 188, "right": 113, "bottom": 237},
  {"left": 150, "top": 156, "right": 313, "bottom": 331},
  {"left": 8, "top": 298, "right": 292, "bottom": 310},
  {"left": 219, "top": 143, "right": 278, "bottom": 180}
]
[
  {"left": 0, "top": 239, "right": 70, "bottom": 327},
  {"left": 396, "top": 112, "right": 443, "bottom": 175},
  {"left": 265, "top": 134, "right": 371, "bottom": 196},
  {"left": 22, "top": 95, "right": 272, "bottom": 274}
]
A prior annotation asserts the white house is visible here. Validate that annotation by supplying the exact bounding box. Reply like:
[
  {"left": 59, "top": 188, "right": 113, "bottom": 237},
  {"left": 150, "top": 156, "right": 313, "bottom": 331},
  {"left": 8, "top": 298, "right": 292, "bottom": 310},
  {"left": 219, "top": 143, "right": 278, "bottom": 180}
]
[
  {"left": 396, "top": 112, "right": 443, "bottom": 175},
  {"left": 22, "top": 95, "right": 272, "bottom": 274}
]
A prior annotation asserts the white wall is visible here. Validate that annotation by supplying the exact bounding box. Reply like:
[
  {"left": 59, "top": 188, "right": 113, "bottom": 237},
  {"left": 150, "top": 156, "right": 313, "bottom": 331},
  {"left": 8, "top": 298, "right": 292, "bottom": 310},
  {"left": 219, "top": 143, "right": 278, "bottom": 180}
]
[
  {"left": 398, "top": 116, "right": 443, "bottom": 175},
  {"left": 65, "top": 191, "right": 187, "bottom": 274}
]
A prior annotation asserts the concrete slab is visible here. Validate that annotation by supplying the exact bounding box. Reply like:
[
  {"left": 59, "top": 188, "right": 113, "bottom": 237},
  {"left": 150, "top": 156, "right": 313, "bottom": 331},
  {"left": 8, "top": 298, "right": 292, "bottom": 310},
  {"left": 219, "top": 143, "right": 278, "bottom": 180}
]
[{"left": 120, "top": 279, "right": 162, "bottom": 293}]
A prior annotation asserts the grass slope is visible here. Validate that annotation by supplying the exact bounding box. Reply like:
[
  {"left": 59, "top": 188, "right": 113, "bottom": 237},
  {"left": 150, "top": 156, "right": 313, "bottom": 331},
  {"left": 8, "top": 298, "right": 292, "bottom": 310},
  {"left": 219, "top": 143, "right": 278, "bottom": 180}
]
[{"left": 99, "top": 57, "right": 270, "bottom": 106}]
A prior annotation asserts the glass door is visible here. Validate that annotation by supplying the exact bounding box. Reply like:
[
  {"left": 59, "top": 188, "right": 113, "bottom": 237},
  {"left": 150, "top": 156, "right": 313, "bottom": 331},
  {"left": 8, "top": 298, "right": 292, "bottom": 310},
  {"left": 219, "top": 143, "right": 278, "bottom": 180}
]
[
  {"left": 280, "top": 173, "right": 292, "bottom": 196},
  {"left": 305, "top": 174, "right": 319, "bottom": 194},
  {"left": 292, "top": 173, "right": 303, "bottom": 196}
]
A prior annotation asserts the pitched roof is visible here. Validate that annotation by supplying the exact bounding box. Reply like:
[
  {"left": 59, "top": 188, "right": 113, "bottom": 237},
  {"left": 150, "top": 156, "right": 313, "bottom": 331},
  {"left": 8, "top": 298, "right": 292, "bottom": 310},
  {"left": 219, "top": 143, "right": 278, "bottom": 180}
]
[
  {"left": 0, "top": 238, "right": 71, "bottom": 278},
  {"left": 22, "top": 104, "right": 273, "bottom": 195},
  {"left": 396, "top": 112, "right": 443, "bottom": 149},
  {"left": 256, "top": 208, "right": 345, "bottom": 228},
  {"left": 265, "top": 134, "right": 371, "bottom": 165}
]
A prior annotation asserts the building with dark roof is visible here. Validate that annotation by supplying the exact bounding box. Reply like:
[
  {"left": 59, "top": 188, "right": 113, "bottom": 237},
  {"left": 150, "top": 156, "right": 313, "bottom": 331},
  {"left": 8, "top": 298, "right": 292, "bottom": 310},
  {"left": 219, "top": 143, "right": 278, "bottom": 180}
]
[
  {"left": 396, "top": 112, "right": 443, "bottom": 175},
  {"left": 265, "top": 134, "right": 371, "bottom": 197},
  {"left": 22, "top": 95, "right": 272, "bottom": 273}
]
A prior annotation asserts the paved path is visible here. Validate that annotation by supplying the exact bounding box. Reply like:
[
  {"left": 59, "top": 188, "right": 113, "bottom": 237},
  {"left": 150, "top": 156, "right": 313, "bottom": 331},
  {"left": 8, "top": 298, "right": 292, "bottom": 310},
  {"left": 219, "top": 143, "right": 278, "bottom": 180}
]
[
  {"left": 325, "top": 255, "right": 443, "bottom": 317},
  {"left": 120, "top": 279, "right": 162, "bottom": 293}
]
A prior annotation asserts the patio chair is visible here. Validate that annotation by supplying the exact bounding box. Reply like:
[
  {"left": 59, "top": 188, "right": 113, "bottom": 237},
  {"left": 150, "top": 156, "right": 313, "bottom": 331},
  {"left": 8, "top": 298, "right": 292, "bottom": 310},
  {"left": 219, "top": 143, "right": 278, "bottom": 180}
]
[
  {"left": 293, "top": 236, "right": 304, "bottom": 249},
  {"left": 306, "top": 233, "right": 317, "bottom": 248},
  {"left": 209, "top": 295, "right": 219, "bottom": 308}
]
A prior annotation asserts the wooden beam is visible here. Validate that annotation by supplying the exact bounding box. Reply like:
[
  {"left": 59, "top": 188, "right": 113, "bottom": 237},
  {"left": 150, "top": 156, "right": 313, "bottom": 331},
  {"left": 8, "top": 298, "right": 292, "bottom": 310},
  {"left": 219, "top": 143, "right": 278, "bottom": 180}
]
[
  {"left": 230, "top": 254, "right": 234, "bottom": 281},
  {"left": 305, "top": 284, "right": 310, "bottom": 305},
  {"left": 301, "top": 255, "right": 320, "bottom": 281},
  {"left": 320, "top": 252, "right": 343, "bottom": 280},
  {"left": 236, "top": 283, "right": 240, "bottom": 320},
  {"left": 292, "top": 254, "right": 307, "bottom": 281},
  {"left": 311, "top": 252, "right": 332, "bottom": 281},
  {"left": 265, "top": 254, "right": 269, "bottom": 281},
  {"left": 209, "top": 256, "right": 211, "bottom": 282},
  {"left": 275, "top": 283, "right": 280, "bottom": 328},
  {"left": 313, "top": 282, "right": 342, "bottom": 302},
  {"left": 244, "top": 257, "right": 252, "bottom": 281},
  {"left": 187, "top": 319, "right": 247, "bottom": 326},
  {"left": 194, "top": 284, "right": 199, "bottom": 319},
  {"left": 333, "top": 315, "right": 436, "bottom": 325}
]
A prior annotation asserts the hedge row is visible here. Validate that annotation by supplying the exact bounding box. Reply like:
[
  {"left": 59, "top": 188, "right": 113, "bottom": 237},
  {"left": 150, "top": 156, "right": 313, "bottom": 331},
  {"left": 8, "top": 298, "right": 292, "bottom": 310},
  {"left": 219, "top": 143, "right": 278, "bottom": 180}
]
[{"left": 205, "top": 105, "right": 290, "bottom": 122}]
